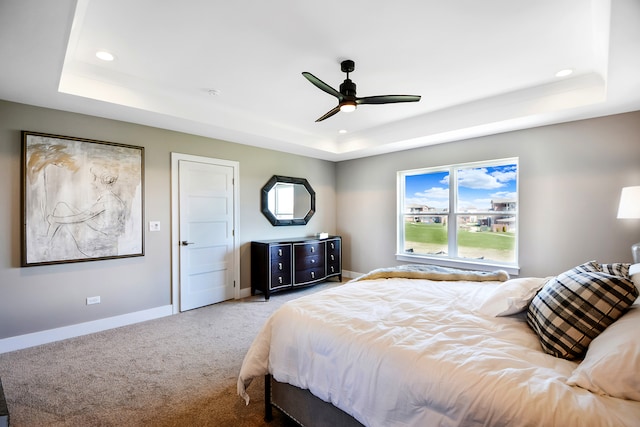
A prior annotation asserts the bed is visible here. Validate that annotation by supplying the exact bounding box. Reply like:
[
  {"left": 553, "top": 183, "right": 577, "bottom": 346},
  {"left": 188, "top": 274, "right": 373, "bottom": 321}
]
[{"left": 238, "top": 263, "right": 640, "bottom": 426}]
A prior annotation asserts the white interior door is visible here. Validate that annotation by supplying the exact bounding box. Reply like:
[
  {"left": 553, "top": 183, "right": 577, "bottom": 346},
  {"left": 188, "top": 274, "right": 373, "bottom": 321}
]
[{"left": 176, "top": 156, "right": 237, "bottom": 311}]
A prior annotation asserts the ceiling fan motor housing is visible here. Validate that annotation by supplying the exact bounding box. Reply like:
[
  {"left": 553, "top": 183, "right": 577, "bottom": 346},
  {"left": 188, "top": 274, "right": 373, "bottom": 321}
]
[{"left": 340, "top": 79, "right": 357, "bottom": 98}]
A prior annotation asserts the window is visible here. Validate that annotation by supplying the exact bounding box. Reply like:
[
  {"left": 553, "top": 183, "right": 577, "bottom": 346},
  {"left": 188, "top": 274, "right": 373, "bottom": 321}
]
[
  {"left": 397, "top": 158, "right": 518, "bottom": 273},
  {"left": 268, "top": 183, "right": 294, "bottom": 219}
]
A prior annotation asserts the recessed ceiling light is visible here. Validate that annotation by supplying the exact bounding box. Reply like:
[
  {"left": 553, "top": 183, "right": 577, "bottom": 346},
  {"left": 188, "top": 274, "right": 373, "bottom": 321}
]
[
  {"left": 95, "top": 50, "right": 115, "bottom": 61},
  {"left": 555, "top": 69, "right": 573, "bottom": 77},
  {"left": 338, "top": 129, "right": 348, "bottom": 134},
  {"left": 208, "top": 89, "right": 221, "bottom": 96}
]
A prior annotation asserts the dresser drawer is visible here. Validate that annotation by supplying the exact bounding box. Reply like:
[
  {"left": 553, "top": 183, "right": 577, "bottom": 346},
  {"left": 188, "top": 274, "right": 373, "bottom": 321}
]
[
  {"left": 295, "top": 254, "right": 323, "bottom": 270},
  {"left": 294, "top": 267, "right": 326, "bottom": 284},
  {"left": 270, "top": 244, "right": 291, "bottom": 261},
  {"left": 270, "top": 271, "right": 291, "bottom": 289},
  {"left": 327, "top": 262, "right": 340, "bottom": 276},
  {"left": 326, "top": 238, "right": 340, "bottom": 254},
  {"left": 295, "top": 242, "right": 324, "bottom": 260},
  {"left": 271, "top": 258, "right": 290, "bottom": 273},
  {"left": 294, "top": 242, "right": 324, "bottom": 257}
]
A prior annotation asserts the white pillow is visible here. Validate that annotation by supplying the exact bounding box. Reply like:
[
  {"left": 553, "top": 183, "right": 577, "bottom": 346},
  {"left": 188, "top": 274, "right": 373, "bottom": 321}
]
[
  {"left": 567, "top": 304, "right": 640, "bottom": 401},
  {"left": 477, "top": 277, "right": 548, "bottom": 317},
  {"left": 630, "top": 263, "right": 640, "bottom": 294}
]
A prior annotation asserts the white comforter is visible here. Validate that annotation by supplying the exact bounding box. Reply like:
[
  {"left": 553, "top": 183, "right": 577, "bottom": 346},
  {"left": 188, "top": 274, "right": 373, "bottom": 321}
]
[{"left": 238, "top": 278, "right": 640, "bottom": 426}]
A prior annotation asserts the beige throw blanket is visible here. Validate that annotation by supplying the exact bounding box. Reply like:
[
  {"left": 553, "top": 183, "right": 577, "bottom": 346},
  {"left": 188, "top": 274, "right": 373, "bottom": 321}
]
[{"left": 351, "top": 264, "right": 509, "bottom": 283}]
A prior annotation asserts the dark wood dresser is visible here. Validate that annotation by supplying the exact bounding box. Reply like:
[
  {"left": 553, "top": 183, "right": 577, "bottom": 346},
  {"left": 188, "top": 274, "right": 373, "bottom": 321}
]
[{"left": 251, "top": 236, "right": 342, "bottom": 300}]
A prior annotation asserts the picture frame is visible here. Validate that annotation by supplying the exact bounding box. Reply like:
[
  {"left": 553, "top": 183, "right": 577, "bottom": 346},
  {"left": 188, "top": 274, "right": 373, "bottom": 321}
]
[{"left": 21, "top": 131, "right": 144, "bottom": 266}]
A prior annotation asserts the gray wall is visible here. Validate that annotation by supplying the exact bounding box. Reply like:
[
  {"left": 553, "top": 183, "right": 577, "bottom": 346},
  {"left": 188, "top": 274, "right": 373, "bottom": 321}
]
[
  {"left": 336, "top": 111, "right": 640, "bottom": 277},
  {"left": 0, "top": 100, "right": 336, "bottom": 339},
  {"left": 2, "top": 98, "right": 640, "bottom": 343}
]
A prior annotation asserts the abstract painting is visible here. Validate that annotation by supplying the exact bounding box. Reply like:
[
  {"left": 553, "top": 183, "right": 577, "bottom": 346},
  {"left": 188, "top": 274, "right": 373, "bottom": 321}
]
[{"left": 22, "top": 131, "right": 144, "bottom": 266}]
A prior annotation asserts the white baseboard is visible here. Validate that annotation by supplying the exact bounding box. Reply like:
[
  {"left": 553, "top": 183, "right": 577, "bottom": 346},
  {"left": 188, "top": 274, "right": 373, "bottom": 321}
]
[
  {"left": 342, "top": 270, "right": 363, "bottom": 279},
  {"left": 1, "top": 273, "right": 363, "bottom": 355},
  {"left": 0, "top": 305, "right": 173, "bottom": 354}
]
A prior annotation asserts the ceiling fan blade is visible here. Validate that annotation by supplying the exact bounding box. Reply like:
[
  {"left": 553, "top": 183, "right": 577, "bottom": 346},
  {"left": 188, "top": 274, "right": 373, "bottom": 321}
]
[
  {"left": 302, "top": 72, "right": 343, "bottom": 100},
  {"left": 356, "top": 95, "right": 421, "bottom": 105},
  {"left": 315, "top": 106, "right": 341, "bottom": 122}
]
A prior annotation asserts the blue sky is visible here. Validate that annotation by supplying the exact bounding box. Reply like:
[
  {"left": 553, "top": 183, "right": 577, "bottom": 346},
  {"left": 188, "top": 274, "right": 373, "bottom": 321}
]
[{"left": 405, "top": 164, "right": 517, "bottom": 211}]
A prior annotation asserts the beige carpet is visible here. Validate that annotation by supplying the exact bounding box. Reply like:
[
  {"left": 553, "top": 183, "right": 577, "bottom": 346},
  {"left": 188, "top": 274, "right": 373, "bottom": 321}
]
[{"left": 0, "top": 282, "right": 341, "bottom": 426}]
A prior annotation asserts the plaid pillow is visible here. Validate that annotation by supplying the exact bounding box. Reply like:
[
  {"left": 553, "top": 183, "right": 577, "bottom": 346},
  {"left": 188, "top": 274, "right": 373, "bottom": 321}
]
[
  {"left": 526, "top": 266, "right": 638, "bottom": 360},
  {"left": 601, "top": 263, "right": 631, "bottom": 279},
  {"left": 572, "top": 260, "right": 602, "bottom": 274}
]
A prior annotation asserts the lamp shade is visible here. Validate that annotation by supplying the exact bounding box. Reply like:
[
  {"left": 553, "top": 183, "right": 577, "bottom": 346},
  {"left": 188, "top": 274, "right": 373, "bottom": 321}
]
[{"left": 617, "top": 186, "right": 640, "bottom": 219}]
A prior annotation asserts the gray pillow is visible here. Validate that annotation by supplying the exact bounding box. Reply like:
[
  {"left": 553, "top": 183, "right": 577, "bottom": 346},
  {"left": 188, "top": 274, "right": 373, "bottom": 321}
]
[{"left": 526, "top": 264, "right": 638, "bottom": 360}]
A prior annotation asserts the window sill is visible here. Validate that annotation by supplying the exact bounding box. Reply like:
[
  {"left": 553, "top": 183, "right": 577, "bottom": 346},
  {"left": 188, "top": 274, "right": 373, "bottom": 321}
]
[{"left": 396, "top": 253, "right": 520, "bottom": 276}]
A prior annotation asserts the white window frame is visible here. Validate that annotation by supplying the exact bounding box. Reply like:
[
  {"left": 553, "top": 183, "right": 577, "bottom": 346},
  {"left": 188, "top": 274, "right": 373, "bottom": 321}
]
[{"left": 396, "top": 158, "right": 519, "bottom": 275}]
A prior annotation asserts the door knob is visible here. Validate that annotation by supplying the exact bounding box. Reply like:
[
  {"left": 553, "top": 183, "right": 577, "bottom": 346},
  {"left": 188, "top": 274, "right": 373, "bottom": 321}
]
[{"left": 181, "top": 240, "right": 194, "bottom": 246}]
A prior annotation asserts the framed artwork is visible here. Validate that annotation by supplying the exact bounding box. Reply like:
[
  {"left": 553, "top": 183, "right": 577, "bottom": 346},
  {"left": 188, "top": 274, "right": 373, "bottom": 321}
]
[{"left": 21, "top": 131, "right": 144, "bottom": 266}]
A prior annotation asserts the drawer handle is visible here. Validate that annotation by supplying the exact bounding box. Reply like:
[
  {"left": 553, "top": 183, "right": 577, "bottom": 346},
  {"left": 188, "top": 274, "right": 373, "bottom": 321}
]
[
  {"left": 311, "top": 259, "right": 315, "bottom": 264},
  {"left": 311, "top": 246, "right": 315, "bottom": 253},
  {"left": 311, "top": 271, "right": 315, "bottom": 279},
  {"left": 278, "top": 249, "right": 283, "bottom": 256},
  {"left": 330, "top": 243, "right": 334, "bottom": 249},
  {"left": 330, "top": 254, "right": 335, "bottom": 261},
  {"left": 278, "top": 277, "right": 283, "bottom": 284},
  {"left": 330, "top": 266, "right": 335, "bottom": 273},
  {"left": 278, "top": 262, "right": 283, "bottom": 270}
]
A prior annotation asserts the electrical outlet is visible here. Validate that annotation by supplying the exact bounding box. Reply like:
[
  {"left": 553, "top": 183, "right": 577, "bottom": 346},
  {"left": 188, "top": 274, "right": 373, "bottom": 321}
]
[
  {"left": 86, "top": 296, "right": 101, "bottom": 305},
  {"left": 149, "top": 221, "right": 160, "bottom": 232}
]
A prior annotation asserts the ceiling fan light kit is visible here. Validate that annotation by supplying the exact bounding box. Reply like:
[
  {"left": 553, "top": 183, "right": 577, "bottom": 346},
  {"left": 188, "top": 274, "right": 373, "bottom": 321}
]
[
  {"left": 302, "top": 59, "right": 421, "bottom": 122},
  {"left": 339, "top": 100, "right": 357, "bottom": 113}
]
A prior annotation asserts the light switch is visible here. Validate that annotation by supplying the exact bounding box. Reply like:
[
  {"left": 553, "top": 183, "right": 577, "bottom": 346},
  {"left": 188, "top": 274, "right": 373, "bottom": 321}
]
[{"left": 149, "top": 221, "right": 161, "bottom": 232}]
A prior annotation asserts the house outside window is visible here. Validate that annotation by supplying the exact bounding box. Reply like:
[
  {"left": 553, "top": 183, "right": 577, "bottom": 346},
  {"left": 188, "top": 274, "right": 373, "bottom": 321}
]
[{"left": 397, "top": 158, "right": 519, "bottom": 274}]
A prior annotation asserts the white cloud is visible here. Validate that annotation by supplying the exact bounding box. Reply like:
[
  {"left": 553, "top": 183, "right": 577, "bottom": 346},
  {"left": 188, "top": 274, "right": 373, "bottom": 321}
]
[
  {"left": 490, "top": 190, "right": 517, "bottom": 200},
  {"left": 458, "top": 168, "right": 503, "bottom": 189},
  {"left": 491, "top": 169, "right": 517, "bottom": 183},
  {"left": 416, "top": 187, "right": 449, "bottom": 199},
  {"left": 458, "top": 167, "right": 516, "bottom": 190},
  {"left": 407, "top": 186, "right": 449, "bottom": 210}
]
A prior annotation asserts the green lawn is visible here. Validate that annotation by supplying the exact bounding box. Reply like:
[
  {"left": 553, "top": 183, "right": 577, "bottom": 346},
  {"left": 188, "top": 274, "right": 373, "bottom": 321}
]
[
  {"left": 405, "top": 222, "right": 447, "bottom": 244},
  {"left": 405, "top": 222, "right": 515, "bottom": 252}
]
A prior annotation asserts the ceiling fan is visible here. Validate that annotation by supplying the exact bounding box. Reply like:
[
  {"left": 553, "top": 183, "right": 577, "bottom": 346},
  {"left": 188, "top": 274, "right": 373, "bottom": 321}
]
[{"left": 302, "top": 59, "right": 421, "bottom": 122}]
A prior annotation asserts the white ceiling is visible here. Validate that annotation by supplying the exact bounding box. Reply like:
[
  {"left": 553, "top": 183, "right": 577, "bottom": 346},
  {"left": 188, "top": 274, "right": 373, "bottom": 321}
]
[{"left": 1, "top": 0, "right": 639, "bottom": 161}]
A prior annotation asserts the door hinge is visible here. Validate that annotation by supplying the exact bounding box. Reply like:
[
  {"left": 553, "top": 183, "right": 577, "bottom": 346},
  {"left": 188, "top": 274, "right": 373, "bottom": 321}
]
[{"left": 233, "top": 280, "right": 236, "bottom": 288}]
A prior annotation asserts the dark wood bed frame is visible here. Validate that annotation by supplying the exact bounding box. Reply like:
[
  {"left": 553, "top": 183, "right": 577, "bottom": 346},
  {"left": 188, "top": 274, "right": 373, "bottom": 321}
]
[
  {"left": 0, "top": 378, "right": 9, "bottom": 427},
  {"left": 264, "top": 374, "right": 363, "bottom": 426}
]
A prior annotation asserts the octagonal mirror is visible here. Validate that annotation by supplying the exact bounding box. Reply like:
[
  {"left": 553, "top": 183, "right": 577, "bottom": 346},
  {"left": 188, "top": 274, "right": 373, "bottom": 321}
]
[{"left": 261, "top": 175, "right": 315, "bottom": 226}]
